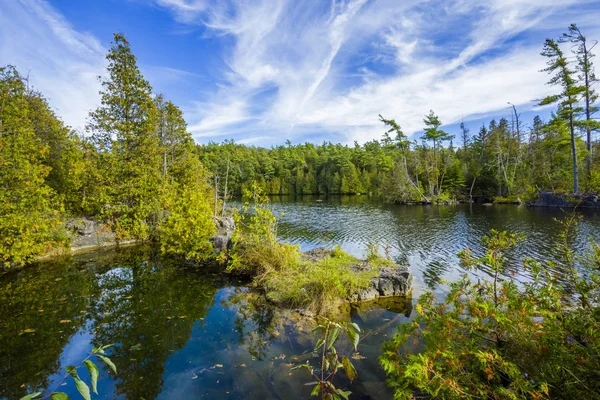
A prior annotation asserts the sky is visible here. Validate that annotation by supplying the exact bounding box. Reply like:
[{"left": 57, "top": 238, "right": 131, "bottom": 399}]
[{"left": 1, "top": 0, "right": 599, "bottom": 147}]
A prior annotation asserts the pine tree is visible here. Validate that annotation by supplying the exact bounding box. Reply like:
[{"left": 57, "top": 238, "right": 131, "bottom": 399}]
[
  {"left": 539, "top": 38, "right": 585, "bottom": 193},
  {"left": 561, "top": 24, "right": 599, "bottom": 186}
]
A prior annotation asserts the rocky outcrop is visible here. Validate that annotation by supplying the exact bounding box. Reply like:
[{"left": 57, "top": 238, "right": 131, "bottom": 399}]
[
  {"left": 350, "top": 265, "right": 412, "bottom": 302},
  {"left": 303, "top": 248, "right": 413, "bottom": 302},
  {"left": 65, "top": 218, "right": 128, "bottom": 252},
  {"left": 210, "top": 216, "right": 235, "bottom": 254},
  {"left": 528, "top": 192, "right": 600, "bottom": 208}
]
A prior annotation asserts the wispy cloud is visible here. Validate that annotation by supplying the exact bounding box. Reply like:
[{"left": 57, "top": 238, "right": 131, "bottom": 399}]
[
  {"left": 3, "top": 0, "right": 599, "bottom": 146},
  {"left": 0, "top": 0, "right": 105, "bottom": 131},
  {"left": 155, "top": 0, "right": 600, "bottom": 145}
]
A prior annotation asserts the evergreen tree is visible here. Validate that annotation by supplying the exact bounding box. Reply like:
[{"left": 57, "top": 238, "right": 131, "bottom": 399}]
[
  {"left": 539, "top": 38, "right": 585, "bottom": 193},
  {"left": 88, "top": 33, "right": 161, "bottom": 239},
  {"left": 0, "top": 66, "right": 64, "bottom": 267},
  {"left": 561, "top": 24, "right": 600, "bottom": 186}
]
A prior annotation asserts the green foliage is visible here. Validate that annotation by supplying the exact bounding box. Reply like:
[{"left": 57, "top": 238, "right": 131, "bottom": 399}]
[
  {"left": 159, "top": 181, "right": 216, "bottom": 260},
  {"left": 291, "top": 318, "right": 360, "bottom": 399},
  {"left": 0, "top": 66, "right": 66, "bottom": 268},
  {"left": 21, "top": 345, "right": 116, "bottom": 400},
  {"left": 228, "top": 184, "right": 378, "bottom": 314},
  {"left": 380, "top": 222, "right": 600, "bottom": 399}
]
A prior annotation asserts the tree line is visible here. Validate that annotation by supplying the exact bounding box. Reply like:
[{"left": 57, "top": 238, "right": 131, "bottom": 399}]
[
  {"left": 1, "top": 24, "right": 598, "bottom": 267},
  {"left": 200, "top": 24, "right": 598, "bottom": 202}
]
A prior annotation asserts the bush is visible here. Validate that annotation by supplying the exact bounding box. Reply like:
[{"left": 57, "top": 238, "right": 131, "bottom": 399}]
[
  {"left": 228, "top": 183, "right": 378, "bottom": 314},
  {"left": 380, "top": 217, "right": 600, "bottom": 399},
  {"left": 159, "top": 182, "right": 216, "bottom": 261}
]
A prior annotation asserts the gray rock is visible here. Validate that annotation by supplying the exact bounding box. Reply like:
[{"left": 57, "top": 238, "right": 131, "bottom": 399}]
[
  {"left": 210, "top": 216, "right": 235, "bottom": 254},
  {"left": 304, "top": 248, "right": 413, "bottom": 302},
  {"left": 65, "top": 217, "right": 118, "bottom": 251}
]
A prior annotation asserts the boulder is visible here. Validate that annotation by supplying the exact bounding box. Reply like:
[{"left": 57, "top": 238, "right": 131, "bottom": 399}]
[
  {"left": 211, "top": 216, "right": 235, "bottom": 254},
  {"left": 352, "top": 265, "right": 412, "bottom": 301},
  {"left": 65, "top": 217, "right": 119, "bottom": 251},
  {"left": 303, "top": 248, "right": 413, "bottom": 302}
]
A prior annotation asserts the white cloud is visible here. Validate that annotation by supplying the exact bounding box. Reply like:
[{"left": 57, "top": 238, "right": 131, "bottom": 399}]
[
  {"left": 4, "top": 0, "right": 600, "bottom": 146},
  {"left": 156, "top": 0, "right": 600, "bottom": 144},
  {"left": 0, "top": 0, "right": 105, "bottom": 131}
]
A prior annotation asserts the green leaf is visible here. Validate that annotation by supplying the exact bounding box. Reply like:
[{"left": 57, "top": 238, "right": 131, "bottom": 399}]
[
  {"left": 50, "top": 393, "right": 70, "bottom": 400},
  {"left": 341, "top": 356, "right": 358, "bottom": 381},
  {"left": 326, "top": 326, "right": 340, "bottom": 350},
  {"left": 314, "top": 338, "right": 325, "bottom": 352},
  {"left": 97, "top": 355, "right": 117, "bottom": 374},
  {"left": 65, "top": 366, "right": 91, "bottom": 400},
  {"left": 349, "top": 322, "right": 361, "bottom": 333},
  {"left": 83, "top": 360, "right": 99, "bottom": 394},
  {"left": 20, "top": 392, "right": 42, "bottom": 400},
  {"left": 346, "top": 327, "right": 359, "bottom": 352},
  {"left": 310, "top": 383, "right": 321, "bottom": 397},
  {"left": 337, "top": 390, "right": 352, "bottom": 400}
]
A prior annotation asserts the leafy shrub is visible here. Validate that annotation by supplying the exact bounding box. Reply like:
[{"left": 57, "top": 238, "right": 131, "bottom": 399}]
[
  {"left": 380, "top": 218, "right": 600, "bottom": 399},
  {"left": 159, "top": 182, "right": 216, "bottom": 261},
  {"left": 291, "top": 318, "right": 360, "bottom": 399},
  {"left": 228, "top": 183, "right": 378, "bottom": 314}
]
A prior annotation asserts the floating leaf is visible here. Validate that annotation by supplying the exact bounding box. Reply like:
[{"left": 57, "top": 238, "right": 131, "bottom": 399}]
[
  {"left": 50, "top": 393, "right": 70, "bottom": 400},
  {"left": 83, "top": 360, "right": 99, "bottom": 394},
  {"left": 341, "top": 356, "right": 357, "bottom": 381}
]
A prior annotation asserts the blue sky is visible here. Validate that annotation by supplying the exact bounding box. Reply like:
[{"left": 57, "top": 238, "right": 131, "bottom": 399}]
[{"left": 1, "top": 0, "right": 599, "bottom": 146}]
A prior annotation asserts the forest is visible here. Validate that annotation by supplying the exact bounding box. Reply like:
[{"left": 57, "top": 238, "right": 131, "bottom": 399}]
[{"left": 1, "top": 24, "right": 599, "bottom": 267}]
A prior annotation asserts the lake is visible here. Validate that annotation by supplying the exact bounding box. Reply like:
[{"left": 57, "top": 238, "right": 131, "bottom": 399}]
[{"left": 2, "top": 197, "right": 600, "bottom": 400}]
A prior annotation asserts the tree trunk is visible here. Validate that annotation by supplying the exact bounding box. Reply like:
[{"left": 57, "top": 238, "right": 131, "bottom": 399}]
[{"left": 569, "top": 107, "right": 579, "bottom": 194}]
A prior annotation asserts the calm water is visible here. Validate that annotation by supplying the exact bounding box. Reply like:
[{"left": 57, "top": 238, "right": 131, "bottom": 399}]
[{"left": 2, "top": 197, "right": 600, "bottom": 400}]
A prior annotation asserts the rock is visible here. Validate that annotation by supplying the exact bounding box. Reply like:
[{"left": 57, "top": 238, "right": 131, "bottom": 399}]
[
  {"left": 211, "top": 216, "right": 235, "bottom": 254},
  {"left": 528, "top": 191, "right": 600, "bottom": 208},
  {"left": 65, "top": 217, "right": 119, "bottom": 251},
  {"left": 355, "top": 265, "right": 412, "bottom": 301},
  {"left": 304, "top": 248, "right": 413, "bottom": 303}
]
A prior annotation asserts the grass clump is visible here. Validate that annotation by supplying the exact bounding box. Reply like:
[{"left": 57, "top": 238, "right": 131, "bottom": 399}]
[{"left": 227, "top": 184, "right": 378, "bottom": 314}]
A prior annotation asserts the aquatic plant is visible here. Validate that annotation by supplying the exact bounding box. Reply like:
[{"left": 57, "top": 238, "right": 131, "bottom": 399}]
[
  {"left": 21, "top": 345, "right": 116, "bottom": 400},
  {"left": 291, "top": 318, "right": 360, "bottom": 399}
]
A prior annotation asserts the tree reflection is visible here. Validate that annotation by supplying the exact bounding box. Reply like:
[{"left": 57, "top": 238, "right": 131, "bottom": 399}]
[
  {"left": 89, "top": 246, "right": 218, "bottom": 400},
  {"left": 226, "top": 289, "right": 277, "bottom": 361},
  {"left": 0, "top": 257, "right": 97, "bottom": 399}
]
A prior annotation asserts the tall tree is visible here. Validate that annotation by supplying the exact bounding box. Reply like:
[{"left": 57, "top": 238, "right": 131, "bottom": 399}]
[
  {"left": 88, "top": 33, "right": 161, "bottom": 239},
  {"left": 561, "top": 24, "right": 599, "bottom": 185},
  {"left": 539, "top": 39, "right": 585, "bottom": 193},
  {"left": 0, "top": 66, "right": 64, "bottom": 266},
  {"left": 421, "top": 110, "right": 453, "bottom": 195}
]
